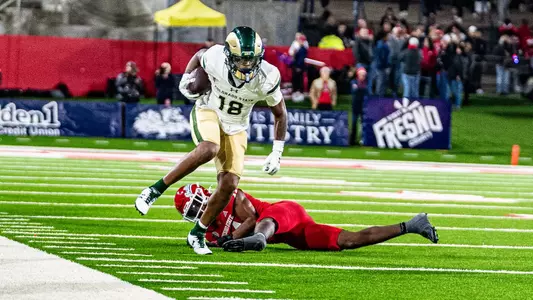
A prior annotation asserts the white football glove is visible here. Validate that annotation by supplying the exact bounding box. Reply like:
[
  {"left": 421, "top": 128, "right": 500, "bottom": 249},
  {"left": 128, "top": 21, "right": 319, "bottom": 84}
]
[
  {"left": 179, "top": 73, "right": 201, "bottom": 100},
  {"left": 263, "top": 140, "right": 284, "bottom": 176}
]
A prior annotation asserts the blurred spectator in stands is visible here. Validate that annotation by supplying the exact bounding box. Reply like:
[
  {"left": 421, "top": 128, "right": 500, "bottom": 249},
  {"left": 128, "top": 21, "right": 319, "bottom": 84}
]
[
  {"left": 337, "top": 23, "right": 354, "bottom": 48},
  {"left": 493, "top": 35, "right": 513, "bottom": 95},
  {"left": 436, "top": 35, "right": 455, "bottom": 100},
  {"left": 154, "top": 62, "right": 176, "bottom": 106},
  {"left": 310, "top": 66, "right": 337, "bottom": 111},
  {"left": 116, "top": 61, "right": 143, "bottom": 103},
  {"left": 389, "top": 26, "right": 407, "bottom": 97},
  {"left": 375, "top": 21, "right": 393, "bottom": 46},
  {"left": 451, "top": 0, "right": 475, "bottom": 23},
  {"left": 420, "top": 37, "right": 437, "bottom": 98},
  {"left": 400, "top": 37, "right": 422, "bottom": 99},
  {"left": 289, "top": 33, "right": 309, "bottom": 103},
  {"left": 517, "top": 19, "right": 533, "bottom": 56},
  {"left": 350, "top": 67, "right": 368, "bottom": 146},
  {"left": 354, "top": 27, "right": 374, "bottom": 94},
  {"left": 448, "top": 45, "right": 465, "bottom": 109},
  {"left": 319, "top": 27, "right": 345, "bottom": 50},
  {"left": 398, "top": 0, "right": 409, "bottom": 19},
  {"left": 380, "top": 7, "right": 398, "bottom": 27},
  {"left": 499, "top": 18, "right": 518, "bottom": 37},
  {"left": 374, "top": 33, "right": 390, "bottom": 97},
  {"left": 462, "top": 42, "right": 475, "bottom": 105},
  {"left": 354, "top": 19, "right": 374, "bottom": 40},
  {"left": 468, "top": 26, "right": 487, "bottom": 94}
]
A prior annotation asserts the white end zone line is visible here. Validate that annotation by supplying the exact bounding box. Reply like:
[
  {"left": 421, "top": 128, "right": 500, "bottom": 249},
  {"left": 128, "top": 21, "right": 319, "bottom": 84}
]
[
  {"left": 139, "top": 279, "right": 248, "bottom": 285},
  {"left": 117, "top": 271, "right": 222, "bottom": 278},
  {"left": 77, "top": 258, "right": 533, "bottom": 275},
  {"left": 97, "top": 264, "right": 197, "bottom": 270},
  {"left": 161, "top": 287, "right": 274, "bottom": 294}
]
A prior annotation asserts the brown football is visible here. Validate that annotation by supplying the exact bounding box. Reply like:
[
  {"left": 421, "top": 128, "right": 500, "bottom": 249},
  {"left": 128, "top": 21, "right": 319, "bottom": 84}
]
[{"left": 187, "top": 67, "right": 211, "bottom": 95}]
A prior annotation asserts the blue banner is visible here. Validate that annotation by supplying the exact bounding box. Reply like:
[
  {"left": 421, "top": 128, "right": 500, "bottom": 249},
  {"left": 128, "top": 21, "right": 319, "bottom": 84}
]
[
  {"left": 362, "top": 98, "right": 451, "bottom": 149},
  {"left": 126, "top": 104, "right": 350, "bottom": 146},
  {"left": 0, "top": 99, "right": 122, "bottom": 137},
  {"left": 125, "top": 104, "right": 193, "bottom": 140},
  {"left": 249, "top": 108, "right": 349, "bottom": 146}
]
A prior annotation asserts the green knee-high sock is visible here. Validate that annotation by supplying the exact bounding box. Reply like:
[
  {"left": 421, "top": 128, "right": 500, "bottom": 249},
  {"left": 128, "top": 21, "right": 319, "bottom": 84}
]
[
  {"left": 190, "top": 221, "right": 208, "bottom": 236},
  {"left": 150, "top": 178, "right": 168, "bottom": 194}
]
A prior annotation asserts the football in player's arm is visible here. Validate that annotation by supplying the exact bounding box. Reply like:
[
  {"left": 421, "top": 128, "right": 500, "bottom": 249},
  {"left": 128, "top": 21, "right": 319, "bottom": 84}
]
[{"left": 175, "top": 184, "right": 439, "bottom": 252}]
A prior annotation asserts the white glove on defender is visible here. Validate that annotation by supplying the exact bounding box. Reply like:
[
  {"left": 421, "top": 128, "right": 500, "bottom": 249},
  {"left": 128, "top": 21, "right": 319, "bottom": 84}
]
[
  {"left": 179, "top": 73, "right": 201, "bottom": 100},
  {"left": 263, "top": 140, "right": 284, "bottom": 176}
]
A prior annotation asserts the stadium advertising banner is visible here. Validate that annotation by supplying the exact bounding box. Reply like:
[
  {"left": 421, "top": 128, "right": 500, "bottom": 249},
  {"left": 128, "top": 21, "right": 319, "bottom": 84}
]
[
  {"left": 126, "top": 104, "right": 350, "bottom": 146},
  {"left": 362, "top": 98, "right": 451, "bottom": 149},
  {"left": 0, "top": 99, "right": 122, "bottom": 138},
  {"left": 249, "top": 108, "right": 349, "bottom": 146}
]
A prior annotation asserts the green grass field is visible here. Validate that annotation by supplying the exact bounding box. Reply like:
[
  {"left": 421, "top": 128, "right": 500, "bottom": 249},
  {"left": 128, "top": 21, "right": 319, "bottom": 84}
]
[{"left": 1, "top": 148, "right": 533, "bottom": 299}]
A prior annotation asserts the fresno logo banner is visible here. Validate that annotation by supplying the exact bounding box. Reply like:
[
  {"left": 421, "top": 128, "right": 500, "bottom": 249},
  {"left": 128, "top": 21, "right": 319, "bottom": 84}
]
[
  {"left": 0, "top": 99, "right": 122, "bottom": 137},
  {"left": 125, "top": 104, "right": 192, "bottom": 140},
  {"left": 363, "top": 98, "right": 451, "bottom": 149}
]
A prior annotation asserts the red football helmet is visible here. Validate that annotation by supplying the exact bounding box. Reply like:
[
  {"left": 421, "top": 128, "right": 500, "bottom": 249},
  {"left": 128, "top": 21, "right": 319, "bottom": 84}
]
[{"left": 174, "top": 184, "right": 211, "bottom": 222}]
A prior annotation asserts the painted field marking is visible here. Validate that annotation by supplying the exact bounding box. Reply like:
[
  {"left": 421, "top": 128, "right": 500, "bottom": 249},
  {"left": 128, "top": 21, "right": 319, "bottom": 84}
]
[
  {"left": 61, "top": 252, "right": 152, "bottom": 257},
  {"left": 326, "top": 150, "right": 342, "bottom": 155},
  {"left": 55, "top": 138, "right": 70, "bottom": 143},
  {"left": 95, "top": 140, "right": 110, "bottom": 145},
  {"left": 77, "top": 258, "right": 533, "bottom": 275},
  {"left": 0, "top": 215, "right": 187, "bottom": 223},
  {"left": 15, "top": 137, "right": 31, "bottom": 142},
  {"left": 133, "top": 142, "right": 149, "bottom": 147},
  {"left": 44, "top": 245, "right": 135, "bottom": 251},
  {"left": 0, "top": 222, "right": 40, "bottom": 225},
  {"left": 328, "top": 224, "right": 533, "bottom": 233},
  {"left": 481, "top": 156, "right": 495, "bottom": 161},
  {"left": 97, "top": 264, "right": 197, "bottom": 270},
  {"left": 161, "top": 287, "right": 274, "bottom": 294},
  {"left": 16, "top": 236, "right": 101, "bottom": 240},
  {"left": 30, "top": 241, "right": 115, "bottom": 245},
  {"left": 250, "top": 146, "right": 264, "bottom": 151},
  {"left": 404, "top": 153, "right": 419, "bottom": 158},
  {"left": 442, "top": 154, "right": 457, "bottom": 159},
  {"left": 172, "top": 144, "right": 187, "bottom": 149},
  {"left": 519, "top": 157, "right": 533, "bottom": 162},
  {"left": 7, "top": 231, "right": 187, "bottom": 239},
  {"left": 305, "top": 209, "right": 527, "bottom": 220},
  {"left": 3, "top": 225, "right": 55, "bottom": 229},
  {"left": 2, "top": 228, "right": 68, "bottom": 232},
  {"left": 365, "top": 151, "right": 380, "bottom": 156},
  {"left": 288, "top": 148, "right": 303, "bottom": 153},
  {"left": 5, "top": 199, "right": 532, "bottom": 211},
  {"left": 0, "top": 218, "right": 30, "bottom": 221},
  {"left": 381, "top": 243, "right": 533, "bottom": 250},
  {"left": 117, "top": 271, "right": 222, "bottom": 278},
  {"left": 0, "top": 212, "right": 7, "bottom": 214},
  {"left": 139, "top": 279, "right": 248, "bottom": 285}
]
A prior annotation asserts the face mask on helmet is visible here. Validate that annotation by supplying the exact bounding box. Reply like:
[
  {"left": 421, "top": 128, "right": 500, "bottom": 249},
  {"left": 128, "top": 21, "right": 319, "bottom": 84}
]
[
  {"left": 175, "top": 184, "right": 209, "bottom": 223},
  {"left": 225, "top": 50, "right": 263, "bottom": 83}
]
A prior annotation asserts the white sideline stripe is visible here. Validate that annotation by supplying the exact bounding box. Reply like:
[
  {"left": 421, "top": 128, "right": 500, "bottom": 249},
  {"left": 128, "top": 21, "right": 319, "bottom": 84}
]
[
  {"left": 6, "top": 231, "right": 187, "bottom": 240},
  {"left": 44, "top": 245, "right": 135, "bottom": 251},
  {"left": 1, "top": 215, "right": 187, "bottom": 224},
  {"left": 140, "top": 279, "right": 248, "bottom": 285},
  {"left": 0, "top": 212, "right": 7, "bottom": 214},
  {"left": 78, "top": 258, "right": 533, "bottom": 275},
  {"left": 188, "top": 298, "right": 291, "bottom": 300},
  {"left": 2, "top": 188, "right": 532, "bottom": 200},
  {"left": 0, "top": 218, "right": 30, "bottom": 221},
  {"left": 4, "top": 199, "right": 533, "bottom": 212},
  {"left": 381, "top": 243, "right": 533, "bottom": 250},
  {"left": 97, "top": 264, "right": 197, "bottom": 270},
  {"left": 2, "top": 228, "right": 68, "bottom": 232},
  {"left": 161, "top": 287, "right": 274, "bottom": 294},
  {"left": 3, "top": 210, "right": 529, "bottom": 222},
  {"left": 30, "top": 240, "right": 115, "bottom": 245},
  {"left": 0, "top": 222, "right": 40, "bottom": 225},
  {"left": 62, "top": 252, "right": 153, "bottom": 257},
  {"left": 3, "top": 225, "right": 55, "bottom": 229},
  {"left": 118, "top": 272, "right": 222, "bottom": 278},
  {"left": 16, "top": 236, "right": 101, "bottom": 240}
]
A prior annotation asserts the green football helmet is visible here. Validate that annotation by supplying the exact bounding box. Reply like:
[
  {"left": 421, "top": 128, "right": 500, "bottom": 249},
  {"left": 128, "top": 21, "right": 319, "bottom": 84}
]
[{"left": 224, "top": 26, "right": 264, "bottom": 83}]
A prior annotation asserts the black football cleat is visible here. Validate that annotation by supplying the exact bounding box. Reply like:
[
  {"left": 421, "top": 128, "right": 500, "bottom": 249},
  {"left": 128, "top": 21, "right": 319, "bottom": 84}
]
[{"left": 406, "top": 213, "right": 439, "bottom": 243}]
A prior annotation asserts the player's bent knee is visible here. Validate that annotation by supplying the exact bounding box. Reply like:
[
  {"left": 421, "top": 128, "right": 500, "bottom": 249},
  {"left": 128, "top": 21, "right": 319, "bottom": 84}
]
[
  {"left": 196, "top": 141, "right": 220, "bottom": 162},
  {"left": 218, "top": 172, "right": 239, "bottom": 194}
]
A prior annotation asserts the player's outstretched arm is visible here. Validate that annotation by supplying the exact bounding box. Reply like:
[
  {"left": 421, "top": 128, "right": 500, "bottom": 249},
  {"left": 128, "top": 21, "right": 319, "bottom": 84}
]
[
  {"left": 230, "top": 191, "right": 258, "bottom": 239},
  {"left": 263, "top": 99, "right": 287, "bottom": 175}
]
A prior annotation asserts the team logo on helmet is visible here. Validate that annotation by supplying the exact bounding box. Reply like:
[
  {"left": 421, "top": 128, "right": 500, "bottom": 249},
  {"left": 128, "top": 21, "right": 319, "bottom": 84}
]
[
  {"left": 224, "top": 26, "right": 264, "bottom": 83},
  {"left": 174, "top": 184, "right": 210, "bottom": 223}
]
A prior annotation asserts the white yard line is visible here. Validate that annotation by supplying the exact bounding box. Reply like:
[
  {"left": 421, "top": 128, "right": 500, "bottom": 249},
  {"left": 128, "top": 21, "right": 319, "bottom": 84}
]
[
  {"left": 0, "top": 237, "right": 172, "bottom": 300},
  {"left": 160, "top": 287, "right": 274, "bottom": 294},
  {"left": 117, "top": 271, "right": 222, "bottom": 278},
  {"left": 2, "top": 225, "right": 55, "bottom": 229},
  {"left": 44, "top": 246, "right": 135, "bottom": 251},
  {"left": 97, "top": 264, "right": 197, "bottom": 270},
  {"left": 16, "top": 236, "right": 101, "bottom": 240},
  {"left": 9, "top": 232, "right": 187, "bottom": 240},
  {"left": 30, "top": 241, "right": 115, "bottom": 245},
  {"left": 4, "top": 199, "right": 532, "bottom": 212},
  {"left": 328, "top": 224, "right": 533, "bottom": 233},
  {"left": 380, "top": 243, "right": 533, "bottom": 250},
  {"left": 305, "top": 209, "right": 527, "bottom": 220},
  {"left": 61, "top": 252, "right": 152, "bottom": 257},
  {"left": 2, "top": 228, "right": 69, "bottom": 232},
  {"left": 78, "top": 258, "right": 533, "bottom": 275},
  {"left": 139, "top": 279, "right": 248, "bottom": 285},
  {"left": 1, "top": 215, "right": 187, "bottom": 224}
]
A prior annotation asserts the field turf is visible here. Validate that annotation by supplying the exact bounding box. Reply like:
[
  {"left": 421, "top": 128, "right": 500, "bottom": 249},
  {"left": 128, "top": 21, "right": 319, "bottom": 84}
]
[{"left": 1, "top": 147, "right": 533, "bottom": 299}]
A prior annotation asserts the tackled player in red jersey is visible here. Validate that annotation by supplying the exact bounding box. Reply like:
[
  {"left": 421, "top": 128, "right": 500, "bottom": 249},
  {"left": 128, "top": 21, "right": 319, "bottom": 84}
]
[{"left": 174, "top": 184, "right": 439, "bottom": 252}]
